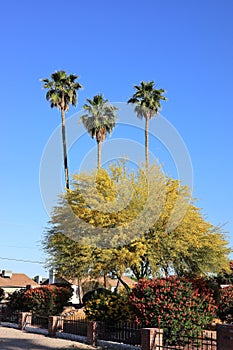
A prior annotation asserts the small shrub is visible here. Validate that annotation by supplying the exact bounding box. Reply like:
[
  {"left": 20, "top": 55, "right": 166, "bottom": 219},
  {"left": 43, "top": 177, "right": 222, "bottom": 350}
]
[
  {"left": 82, "top": 288, "right": 111, "bottom": 305},
  {"left": 84, "top": 290, "right": 132, "bottom": 322}
]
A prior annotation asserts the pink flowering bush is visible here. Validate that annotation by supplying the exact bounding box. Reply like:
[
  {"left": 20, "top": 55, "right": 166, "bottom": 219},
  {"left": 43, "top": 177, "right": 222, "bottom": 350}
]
[
  {"left": 8, "top": 285, "right": 72, "bottom": 316},
  {"left": 129, "top": 276, "right": 216, "bottom": 342}
]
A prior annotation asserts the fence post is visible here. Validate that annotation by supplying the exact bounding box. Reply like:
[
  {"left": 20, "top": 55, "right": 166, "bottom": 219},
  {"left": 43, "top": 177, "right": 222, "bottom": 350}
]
[
  {"left": 18, "top": 312, "right": 32, "bottom": 330},
  {"left": 217, "top": 324, "right": 233, "bottom": 350},
  {"left": 141, "top": 328, "right": 163, "bottom": 350},
  {"left": 87, "top": 321, "right": 98, "bottom": 346},
  {"left": 48, "top": 316, "right": 59, "bottom": 337}
]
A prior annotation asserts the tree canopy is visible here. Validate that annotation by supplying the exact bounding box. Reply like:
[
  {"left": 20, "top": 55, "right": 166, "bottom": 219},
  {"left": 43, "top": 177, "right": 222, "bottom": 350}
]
[{"left": 43, "top": 163, "right": 230, "bottom": 289}]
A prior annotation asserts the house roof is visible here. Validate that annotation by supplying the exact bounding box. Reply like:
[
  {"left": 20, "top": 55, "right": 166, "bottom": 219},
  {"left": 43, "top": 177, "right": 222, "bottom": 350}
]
[
  {"left": 75, "top": 276, "right": 136, "bottom": 289},
  {"left": 42, "top": 274, "right": 136, "bottom": 289},
  {"left": 0, "top": 273, "right": 39, "bottom": 288}
]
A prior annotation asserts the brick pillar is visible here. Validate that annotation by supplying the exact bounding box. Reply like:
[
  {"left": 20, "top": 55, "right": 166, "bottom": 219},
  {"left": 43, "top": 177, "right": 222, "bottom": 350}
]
[
  {"left": 87, "top": 321, "right": 98, "bottom": 346},
  {"left": 217, "top": 324, "right": 233, "bottom": 350},
  {"left": 48, "top": 316, "right": 59, "bottom": 337},
  {"left": 141, "top": 328, "right": 163, "bottom": 350},
  {"left": 56, "top": 316, "right": 64, "bottom": 332},
  {"left": 18, "top": 312, "right": 32, "bottom": 330}
]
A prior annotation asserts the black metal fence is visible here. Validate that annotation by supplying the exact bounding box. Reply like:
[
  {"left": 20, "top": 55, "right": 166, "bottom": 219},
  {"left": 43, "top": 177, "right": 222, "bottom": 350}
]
[
  {"left": 155, "top": 329, "right": 217, "bottom": 350},
  {"left": 97, "top": 320, "right": 141, "bottom": 346},
  {"left": 31, "top": 314, "right": 49, "bottom": 329},
  {"left": 62, "top": 316, "right": 88, "bottom": 336},
  {"left": 0, "top": 310, "right": 20, "bottom": 324}
]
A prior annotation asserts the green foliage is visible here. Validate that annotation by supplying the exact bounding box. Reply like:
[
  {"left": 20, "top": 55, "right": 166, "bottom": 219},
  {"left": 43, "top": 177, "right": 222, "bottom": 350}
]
[
  {"left": 84, "top": 290, "right": 132, "bottom": 322},
  {"left": 7, "top": 285, "right": 72, "bottom": 316},
  {"left": 215, "top": 261, "right": 233, "bottom": 285},
  {"left": 217, "top": 286, "right": 233, "bottom": 323},
  {"left": 129, "top": 277, "right": 217, "bottom": 342},
  {"left": 7, "top": 288, "right": 27, "bottom": 312},
  {"left": 82, "top": 288, "right": 112, "bottom": 305},
  {"left": 0, "top": 288, "right": 5, "bottom": 302}
]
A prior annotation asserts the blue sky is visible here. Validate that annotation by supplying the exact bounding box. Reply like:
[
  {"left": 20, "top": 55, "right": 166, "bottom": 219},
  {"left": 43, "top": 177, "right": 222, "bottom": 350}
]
[{"left": 0, "top": 0, "right": 232, "bottom": 278}]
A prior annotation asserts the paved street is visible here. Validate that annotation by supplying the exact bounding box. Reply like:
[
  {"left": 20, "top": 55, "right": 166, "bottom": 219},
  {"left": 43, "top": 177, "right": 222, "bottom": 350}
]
[{"left": 0, "top": 325, "right": 94, "bottom": 350}]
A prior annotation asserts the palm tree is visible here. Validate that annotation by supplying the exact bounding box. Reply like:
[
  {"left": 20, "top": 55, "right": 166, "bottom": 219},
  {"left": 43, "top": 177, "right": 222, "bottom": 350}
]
[
  {"left": 80, "top": 94, "right": 118, "bottom": 169},
  {"left": 127, "top": 81, "right": 167, "bottom": 169},
  {"left": 41, "top": 70, "right": 82, "bottom": 189}
]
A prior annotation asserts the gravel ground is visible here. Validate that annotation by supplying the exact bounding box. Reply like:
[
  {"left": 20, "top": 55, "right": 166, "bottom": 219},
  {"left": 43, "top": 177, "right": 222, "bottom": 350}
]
[{"left": 0, "top": 325, "right": 96, "bottom": 350}]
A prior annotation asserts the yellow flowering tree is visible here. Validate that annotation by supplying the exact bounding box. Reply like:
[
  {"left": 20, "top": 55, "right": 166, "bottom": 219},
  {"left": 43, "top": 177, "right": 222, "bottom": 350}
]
[{"left": 43, "top": 163, "right": 231, "bottom": 289}]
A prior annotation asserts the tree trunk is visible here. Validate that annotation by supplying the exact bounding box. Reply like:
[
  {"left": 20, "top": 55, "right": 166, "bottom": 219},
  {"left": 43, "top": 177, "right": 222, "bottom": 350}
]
[
  {"left": 116, "top": 275, "right": 131, "bottom": 293},
  {"left": 145, "top": 117, "right": 149, "bottom": 169},
  {"left": 61, "top": 108, "right": 69, "bottom": 189},
  {"left": 103, "top": 273, "right": 107, "bottom": 288},
  {"left": 97, "top": 140, "right": 101, "bottom": 169}
]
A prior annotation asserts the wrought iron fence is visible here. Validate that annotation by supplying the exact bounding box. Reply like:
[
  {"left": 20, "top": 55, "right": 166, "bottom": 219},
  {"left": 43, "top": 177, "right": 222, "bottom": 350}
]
[
  {"left": 31, "top": 314, "right": 49, "bottom": 329},
  {"left": 97, "top": 320, "right": 141, "bottom": 346},
  {"left": 62, "top": 317, "right": 88, "bottom": 336},
  {"left": 0, "top": 310, "right": 20, "bottom": 323},
  {"left": 155, "top": 328, "right": 217, "bottom": 350}
]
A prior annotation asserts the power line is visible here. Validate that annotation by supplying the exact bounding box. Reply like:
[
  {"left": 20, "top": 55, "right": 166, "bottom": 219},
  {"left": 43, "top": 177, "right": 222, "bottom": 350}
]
[
  {"left": 1, "top": 245, "right": 37, "bottom": 250},
  {"left": 0, "top": 256, "right": 44, "bottom": 264}
]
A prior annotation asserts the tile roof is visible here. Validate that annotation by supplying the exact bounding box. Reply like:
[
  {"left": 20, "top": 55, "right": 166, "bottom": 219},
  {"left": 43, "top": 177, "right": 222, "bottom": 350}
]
[
  {"left": 72, "top": 275, "right": 136, "bottom": 288},
  {"left": 0, "top": 273, "right": 39, "bottom": 288}
]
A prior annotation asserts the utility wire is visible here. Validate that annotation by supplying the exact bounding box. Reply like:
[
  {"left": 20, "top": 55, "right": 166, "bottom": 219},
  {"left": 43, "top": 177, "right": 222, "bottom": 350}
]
[{"left": 0, "top": 256, "right": 44, "bottom": 264}]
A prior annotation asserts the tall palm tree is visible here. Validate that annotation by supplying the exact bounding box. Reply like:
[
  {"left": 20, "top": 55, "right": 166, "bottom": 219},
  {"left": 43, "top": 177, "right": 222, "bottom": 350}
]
[
  {"left": 41, "top": 70, "right": 82, "bottom": 189},
  {"left": 80, "top": 94, "right": 118, "bottom": 169},
  {"left": 127, "top": 81, "right": 167, "bottom": 169}
]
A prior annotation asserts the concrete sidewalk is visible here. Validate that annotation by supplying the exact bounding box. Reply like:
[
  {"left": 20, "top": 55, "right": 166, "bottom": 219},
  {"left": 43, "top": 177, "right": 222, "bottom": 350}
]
[{"left": 0, "top": 325, "right": 95, "bottom": 350}]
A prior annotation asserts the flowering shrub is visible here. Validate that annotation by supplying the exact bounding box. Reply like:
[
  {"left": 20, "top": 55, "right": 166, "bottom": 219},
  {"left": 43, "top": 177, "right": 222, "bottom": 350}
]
[
  {"left": 7, "top": 285, "right": 73, "bottom": 316},
  {"left": 82, "top": 288, "right": 112, "bottom": 305},
  {"left": 84, "top": 291, "right": 132, "bottom": 322},
  {"left": 217, "top": 286, "right": 233, "bottom": 323},
  {"left": 128, "top": 276, "right": 216, "bottom": 342},
  {"left": 7, "top": 288, "right": 27, "bottom": 312}
]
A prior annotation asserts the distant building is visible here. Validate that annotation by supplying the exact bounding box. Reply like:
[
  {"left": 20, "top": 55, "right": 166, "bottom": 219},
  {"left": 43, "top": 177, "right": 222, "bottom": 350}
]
[
  {"left": 0, "top": 269, "right": 39, "bottom": 302},
  {"left": 42, "top": 269, "right": 136, "bottom": 305},
  {"left": 42, "top": 269, "right": 82, "bottom": 305}
]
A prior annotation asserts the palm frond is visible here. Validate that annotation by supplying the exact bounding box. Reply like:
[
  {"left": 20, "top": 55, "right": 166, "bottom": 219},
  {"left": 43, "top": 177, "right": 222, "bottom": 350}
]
[
  {"left": 41, "top": 70, "right": 82, "bottom": 110},
  {"left": 128, "top": 81, "right": 167, "bottom": 119},
  {"left": 80, "top": 94, "right": 118, "bottom": 140}
]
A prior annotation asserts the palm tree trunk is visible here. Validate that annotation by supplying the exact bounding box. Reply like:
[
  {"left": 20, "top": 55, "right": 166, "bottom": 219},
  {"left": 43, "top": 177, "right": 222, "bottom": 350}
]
[
  {"left": 61, "top": 109, "right": 69, "bottom": 189},
  {"left": 145, "top": 117, "right": 149, "bottom": 169},
  {"left": 97, "top": 140, "right": 101, "bottom": 169}
]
